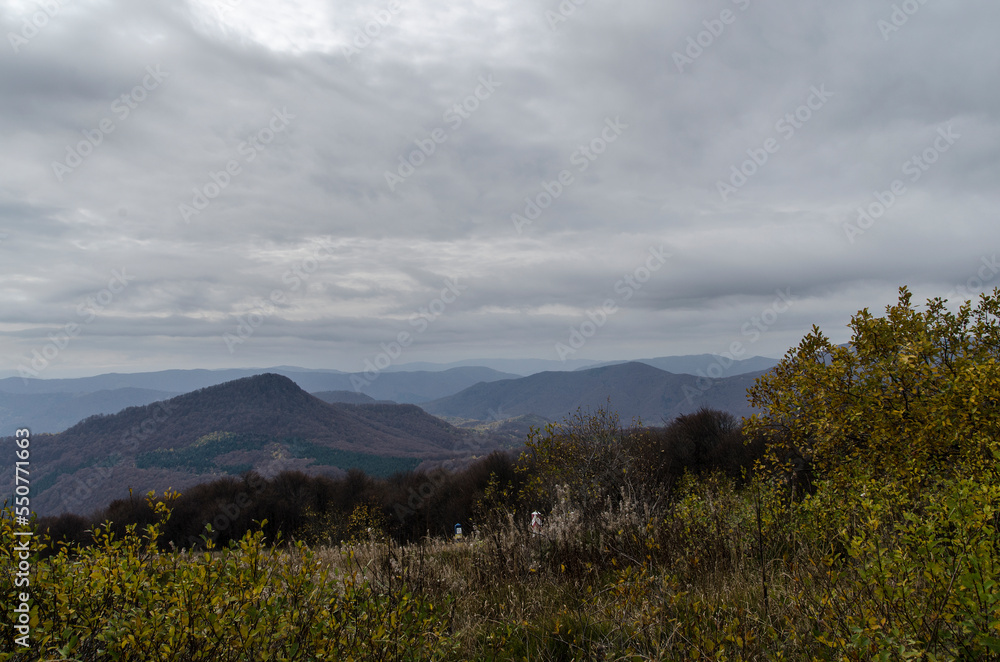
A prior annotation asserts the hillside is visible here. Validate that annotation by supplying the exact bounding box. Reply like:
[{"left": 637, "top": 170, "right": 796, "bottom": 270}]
[
  {"left": 4, "top": 374, "right": 491, "bottom": 517},
  {"left": 421, "top": 362, "right": 764, "bottom": 423},
  {"left": 350, "top": 367, "right": 521, "bottom": 402},
  {"left": 311, "top": 390, "right": 379, "bottom": 404}
]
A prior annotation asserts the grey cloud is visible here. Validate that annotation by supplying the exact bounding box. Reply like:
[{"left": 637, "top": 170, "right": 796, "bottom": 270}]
[{"left": 1, "top": 0, "right": 998, "bottom": 376}]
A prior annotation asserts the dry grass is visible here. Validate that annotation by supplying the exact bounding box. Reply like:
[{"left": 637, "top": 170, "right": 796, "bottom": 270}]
[{"left": 298, "top": 483, "right": 813, "bottom": 661}]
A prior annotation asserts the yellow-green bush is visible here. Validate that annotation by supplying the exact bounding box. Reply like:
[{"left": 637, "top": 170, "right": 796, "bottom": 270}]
[
  {"left": 791, "top": 471, "right": 1000, "bottom": 660},
  {"left": 747, "top": 287, "right": 1000, "bottom": 661},
  {"left": 747, "top": 287, "right": 1000, "bottom": 489},
  {"left": 1, "top": 497, "right": 456, "bottom": 661}
]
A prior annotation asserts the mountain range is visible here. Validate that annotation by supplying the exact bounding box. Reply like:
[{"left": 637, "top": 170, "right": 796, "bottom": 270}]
[
  {"left": 423, "top": 362, "right": 763, "bottom": 424},
  {"left": 578, "top": 354, "right": 779, "bottom": 378},
  {"left": 5, "top": 374, "right": 496, "bottom": 517},
  {"left": 0, "top": 355, "right": 777, "bottom": 434},
  {"left": 0, "top": 366, "right": 518, "bottom": 401},
  {"left": 376, "top": 354, "right": 779, "bottom": 377},
  {"left": 0, "top": 366, "right": 518, "bottom": 433},
  {"left": 0, "top": 357, "right": 778, "bottom": 517}
]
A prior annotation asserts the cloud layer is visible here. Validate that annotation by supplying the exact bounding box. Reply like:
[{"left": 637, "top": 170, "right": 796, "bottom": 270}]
[{"left": 2, "top": 0, "right": 999, "bottom": 377}]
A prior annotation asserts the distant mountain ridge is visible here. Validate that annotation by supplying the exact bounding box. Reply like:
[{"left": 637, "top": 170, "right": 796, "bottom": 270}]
[
  {"left": 0, "top": 387, "right": 179, "bottom": 434},
  {"left": 578, "top": 354, "right": 779, "bottom": 378},
  {"left": 384, "top": 358, "right": 601, "bottom": 375},
  {"left": 0, "top": 366, "right": 519, "bottom": 402},
  {"left": 0, "top": 366, "right": 520, "bottom": 433},
  {"left": 2, "top": 374, "right": 493, "bottom": 517},
  {"left": 0, "top": 360, "right": 777, "bottom": 516},
  {"left": 422, "top": 362, "right": 765, "bottom": 424},
  {"left": 0, "top": 356, "right": 779, "bottom": 435},
  {"left": 389, "top": 355, "right": 778, "bottom": 377}
]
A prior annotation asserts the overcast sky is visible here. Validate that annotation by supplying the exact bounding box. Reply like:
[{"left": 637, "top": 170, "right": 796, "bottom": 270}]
[{"left": 1, "top": 0, "right": 998, "bottom": 378}]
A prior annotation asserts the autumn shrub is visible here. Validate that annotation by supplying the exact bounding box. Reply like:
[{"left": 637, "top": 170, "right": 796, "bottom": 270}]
[
  {"left": 747, "top": 287, "right": 1000, "bottom": 489},
  {"left": 748, "top": 287, "right": 1000, "bottom": 660},
  {"left": 0, "top": 495, "right": 457, "bottom": 661}
]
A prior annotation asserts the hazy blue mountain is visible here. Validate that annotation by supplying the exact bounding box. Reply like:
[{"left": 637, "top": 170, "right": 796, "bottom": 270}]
[
  {"left": 353, "top": 367, "right": 522, "bottom": 402},
  {"left": 422, "top": 362, "right": 767, "bottom": 424},
  {"left": 384, "top": 358, "right": 600, "bottom": 375},
  {"left": 578, "top": 354, "right": 779, "bottom": 378},
  {"left": 0, "top": 358, "right": 775, "bottom": 433},
  {"left": 0, "top": 368, "right": 290, "bottom": 395},
  {"left": 0, "top": 366, "right": 520, "bottom": 404},
  {"left": 0, "top": 388, "right": 179, "bottom": 434}
]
